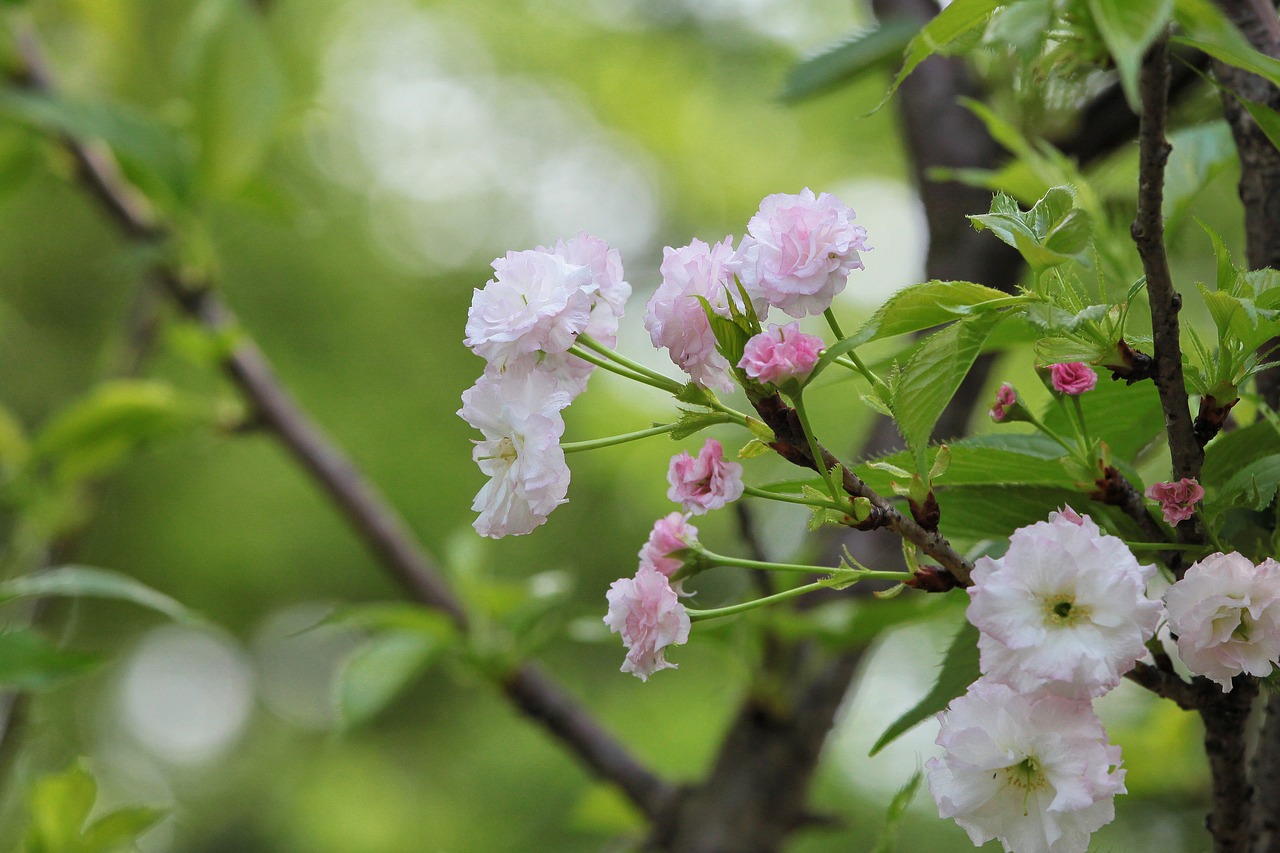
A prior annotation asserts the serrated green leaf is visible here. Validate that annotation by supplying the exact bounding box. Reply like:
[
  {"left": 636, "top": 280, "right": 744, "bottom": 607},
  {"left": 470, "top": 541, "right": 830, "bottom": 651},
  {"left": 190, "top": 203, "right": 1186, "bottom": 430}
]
[
  {"left": 1202, "top": 418, "right": 1280, "bottom": 491},
  {"left": 0, "top": 630, "right": 100, "bottom": 690},
  {"left": 1088, "top": 0, "right": 1175, "bottom": 110},
  {"left": 33, "top": 381, "right": 212, "bottom": 484},
  {"left": 853, "top": 434, "right": 1072, "bottom": 494},
  {"left": 0, "top": 566, "right": 194, "bottom": 624},
  {"left": 1033, "top": 336, "right": 1111, "bottom": 364},
  {"left": 1040, "top": 375, "right": 1166, "bottom": 460},
  {"left": 336, "top": 631, "right": 441, "bottom": 726},
  {"left": 1019, "top": 302, "right": 1108, "bottom": 333},
  {"left": 891, "top": 313, "right": 1002, "bottom": 468},
  {"left": 938, "top": 486, "right": 1110, "bottom": 542},
  {"left": 969, "top": 187, "right": 1092, "bottom": 271},
  {"left": 878, "top": 0, "right": 1010, "bottom": 110},
  {"left": 782, "top": 20, "right": 919, "bottom": 102},
  {"left": 694, "top": 296, "right": 751, "bottom": 370},
  {"left": 738, "top": 438, "right": 770, "bottom": 459},
  {"left": 669, "top": 408, "right": 733, "bottom": 441},
  {"left": 929, "top": 445, "right": 952, "bottom": 481},
  {"left": 871, "top": 621, "right": 980, "bottom": 756},
  {"left": 860, "top": 392, "right": 895, "bottom": 417},
  {"left": 1214, "top": 455, "right": 1280, "bottom": 511}
]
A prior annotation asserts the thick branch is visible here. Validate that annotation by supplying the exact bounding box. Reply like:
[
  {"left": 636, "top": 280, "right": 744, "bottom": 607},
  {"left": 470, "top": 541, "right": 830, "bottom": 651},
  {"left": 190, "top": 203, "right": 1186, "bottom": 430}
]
[
  {"left": 1202, "top": 681, "right": 1260, "bottom": 853},
  {"left": 10, "top": 26, "right": 673, "bottom": 821}
]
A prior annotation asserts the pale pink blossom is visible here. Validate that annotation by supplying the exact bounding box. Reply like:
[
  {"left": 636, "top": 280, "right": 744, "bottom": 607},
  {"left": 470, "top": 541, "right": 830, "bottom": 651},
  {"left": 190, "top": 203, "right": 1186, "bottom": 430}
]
[
  {"left": 968, "top": 510, "right": 1160, "bottom": 698},
  {"left": 1049, "top": 505, "right": 1086, "bottom": 526},
  {"left": 604, "top": 564, "right": 691, "bottom": 680},
  {"left": 1050, "top": 362, "right": 1097, "bottom": 395},
  {"left": 645, "top": 237, "right": 754, "bottom": 392},
  {"left": 928, "top": 679, "right": 1126, "bottom": 853},
  {"left": 533, "top": 233, "right": 632, "bottom": 398},
  {"left": 989, "top": 383, "right": 1018, "bottom": 422},
  {"left": 733, "top": 188, "right": 869, "bottom": 318},
  {"left": 737, "top": 322, "right": 825, "bottom": 385},
  {"left": 465, "top": 250, "right": 594, "bottom": 371},
  {"left": 1165, "top": 553, "right": 1280, "bottom": 691},
  {"left": 666, "top": 438, "right": 744, "bottom": 515},
  {"left": 639, "top": 512, "right": 699, "bottom": 577},
  {"left": 458, "top": 367, "right": 571, "bottom": 538},
  {"left": 1145, "top": 478, "right": 1205, "bottom": 525}
]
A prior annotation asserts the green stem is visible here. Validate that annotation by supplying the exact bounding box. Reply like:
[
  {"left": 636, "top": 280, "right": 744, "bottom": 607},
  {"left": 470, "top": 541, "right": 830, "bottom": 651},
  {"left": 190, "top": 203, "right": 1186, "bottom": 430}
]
[
  {"left": 568, "top": 345, "right": 679, "bottom": 393},
  {"left": 823, "top": 307, "right": 846, "bottom": 340},
  {"left": 562, "top": 423, "right": 677, "bottom": 453},
  {"left": 576, "top": 334, "right": 682, "bottom": 391},
  {"left": 1123, "top": 540, "right": 1207, "bottom": 551},
  {"left": 1070, "top": 395, "right": 1094, "bottom": 451},
  {"left": 822, "top": 309, "right": 887, "bottom": 391},
  {"left": 685, "top": 580, "right": 835, "bottom": 621},
  {"left": 790, "top": 392, "right": 843, "bottom": 505},
  {"left": 742, "top": 484, "right": 847, "bottom": 512},
  {"left": 699, "top": 549, "right": 908, "bottom": 580}
]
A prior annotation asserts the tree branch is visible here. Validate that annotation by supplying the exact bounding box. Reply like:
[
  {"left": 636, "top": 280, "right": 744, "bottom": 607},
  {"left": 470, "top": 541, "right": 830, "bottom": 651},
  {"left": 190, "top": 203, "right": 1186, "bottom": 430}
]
[{"left": 9, "top": 24, "right": 675, "bottom": 822}]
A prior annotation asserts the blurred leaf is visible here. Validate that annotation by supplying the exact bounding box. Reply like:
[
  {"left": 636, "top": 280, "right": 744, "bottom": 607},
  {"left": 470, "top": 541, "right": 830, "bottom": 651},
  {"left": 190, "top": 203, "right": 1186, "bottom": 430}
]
[
  {"left": 1174, "top": 0, "right": 1280, "bottom": 92},
  {"left": 1087, "top": 0, "right": 1174, "bottom": 110},
  {"left": 782, "top": 20, "right": 918, "bottom": 102},
  {"left": 323, "top": 602, "right": 458, "bottom": 638},
  {"left": 869, "top": 768, "right": 923, "bottom": 853},
  {"left": 0, "top": 89, "right": 190, "bottom": 205},
  {"left": 79, "top": 808, "right": 167, "bottom": 853},
  {"left": 1164, "top": 123, "right": 1236, "bottom": 233},
  {"left": 568, "top": 784, "right": 643, "bottom": 835},
  {"left": 890, "top": 312, "right": 1002, "bottom": 469},
  {"left": 853, "top": 434, "right": 1073, "bottom": 494},
  {"left": 937, "top": 486, "right": 1104, "bottom": 542},
  {"left": 1202, "top": 417, "right": 1280, "bottom": 491},
  {"left": 0, "top": 629, "right": 100, "bottom": 690},
  {"left": 24, "top": 762, "right": 164, "bottom": 853},
  {"left": 0, "top": 401, "right": 30, "bottom": 482},
  {"left": 0, "top": 566, "right": 193, "bottom": 623},
  {"left": 336, "top": 631, "right": 444, "bottom": 726},
  {"left": 870, "top": 621, "right": 979, "bottom": 756},
  {"left": 879, "top": 0, "right": 1010, "bottom": 110},
  {"left": 33, "top": 380, "right": 212, "bottom": 484},
  {"left": 190, "top": 4, "right": 285, "bottom": 192}
]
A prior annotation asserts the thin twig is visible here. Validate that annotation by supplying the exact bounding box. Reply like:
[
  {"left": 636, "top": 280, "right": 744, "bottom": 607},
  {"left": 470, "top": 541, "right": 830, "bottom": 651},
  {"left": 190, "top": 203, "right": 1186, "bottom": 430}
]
[{"left": 9, "top": 24, "right": 674, "bottom": 821}]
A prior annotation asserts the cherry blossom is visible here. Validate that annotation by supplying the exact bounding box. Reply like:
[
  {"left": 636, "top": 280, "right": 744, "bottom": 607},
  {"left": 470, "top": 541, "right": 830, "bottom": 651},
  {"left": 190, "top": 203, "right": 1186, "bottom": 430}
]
[
  {"left": 604, "top": 564, "right": 691, "bottom": 680},
  {"left": 737, "top": 322, "right": 825, "bottom": 386},
  {"left": 733, "top": 188, "right": 869, "bottom": 318},
  {"left": 457, "top": 367, "right": 571, "bottom": 538},
  {"left": 928, "top": 679, "right": 1126, "bottom": 853},
  {"left": 1165, "top": 552, "right": 1280, "bottom": 691},
  {"left": 638, "top": 512, "right": 699, "bottom": 577},
  {"left": 666, "top": 438, "right": 745, "bottom": 515},
  {"left": 1145, "top": 478, "right": 1205, "bottom": 526},
  {"left": 1049, "top": 362, "right": 1097, "bottom": 395},
  {"left": 990, "top": 383, "right": 1018, "bottom": 422},
  {"left": 968, "top": 509, "right": 1160, "bottom": 698}
]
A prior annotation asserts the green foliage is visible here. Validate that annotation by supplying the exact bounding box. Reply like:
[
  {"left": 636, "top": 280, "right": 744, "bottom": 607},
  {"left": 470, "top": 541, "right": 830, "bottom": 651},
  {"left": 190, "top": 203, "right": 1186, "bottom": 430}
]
[
  {"left": 1086, "top": 0, "right": 1174, "bottom": 110},
  {"left": 1201, "top": 417, "right": 1280, "bottom": 492},
  {"left": 854, "top": 434, "right": 1075, "bottom": 495},
  {"left": 969, "top": 188, "right": 1093, "bottom": 272},
  {"left": 1040, "top": 369, "right": 1165, "bottom": 461},
  {"left": 0, "top": 566, "right": 194, "bottom": 623},
  {"left": 870, "top": 620, "right": 980, "bottom": 756},
  {"left": 1212, "top": 455, "right": 1280, "bottom": 513},
  {"left": 781, "top": 21, "right": 919, "bottom": 103},
  {"left": 669, "top": 408, "right": 735, "bottom": 440},
  {"left": 0, "top": 629, "right": 100, "bottom": 690},
  {"left": 879, "top": 0, "right": 1011, "bottom": 110},
  {"left": 1173, "top": 0, "right": 1280, "bottom": 92},
  {"left": 23, "top": 763, "right": 164, "bottom": 853},
  {"left": 868, "top": 769, "right": 924, "bottom": 853}
]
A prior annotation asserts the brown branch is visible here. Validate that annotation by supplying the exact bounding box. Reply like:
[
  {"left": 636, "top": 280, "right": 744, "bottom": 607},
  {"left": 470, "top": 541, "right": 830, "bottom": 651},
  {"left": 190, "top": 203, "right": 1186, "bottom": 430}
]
[
  {"left": 1202, "top": 680, "right": 1260, "bottom": 853},
  {"left": 9, "top": 25, "right": 674, "bottom": 822},
  {"left": 1124, "top": 661, "right": 1203, "bottom": 710}
]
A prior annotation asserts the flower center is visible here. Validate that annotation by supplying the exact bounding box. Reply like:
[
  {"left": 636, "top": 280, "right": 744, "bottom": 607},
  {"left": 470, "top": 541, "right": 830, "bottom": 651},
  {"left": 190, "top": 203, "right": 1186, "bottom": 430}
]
[
  {"left": 1042, "top": 593, "right": 1089, "bottom": 626},
  {"left": 1002, "top": 755, "right": 1049, "bottom": 816},
  {"left": 495, "top": 436, "right": 519, "bottom": 463},
  {"left": 1233, "top": 610, "right": 1254, "bottom": 642}
]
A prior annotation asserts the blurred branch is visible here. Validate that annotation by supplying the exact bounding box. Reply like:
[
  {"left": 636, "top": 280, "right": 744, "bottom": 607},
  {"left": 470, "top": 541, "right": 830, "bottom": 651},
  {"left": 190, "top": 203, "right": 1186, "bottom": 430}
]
[{"left": 8, "top": 24, "right": 675, "bottom": 822}]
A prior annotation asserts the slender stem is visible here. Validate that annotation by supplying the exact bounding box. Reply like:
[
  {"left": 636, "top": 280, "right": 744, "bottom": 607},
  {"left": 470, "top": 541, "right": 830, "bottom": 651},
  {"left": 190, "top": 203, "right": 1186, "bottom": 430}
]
[
  {"left": 823, "top": 308, "right": 846, "bottom": 340},
  {"left": 686, "top": 580, "right": 836, "bottom": 621},
  {"left": 699, "top": 549, "right": 908, "bottom": 579},
  {"left": 742, "top": 484, "right": 848, "bottom": 512},
  {"left": 567, "top": 345, "right": 680, "bottom": 393},
  {"left": 562, "top": 423, "right": 677, "bottom": 453},
  {"left": 576, "top": 334, "right": 682, "bottom": 391},
  {"left": 1069, "top": 395, "right": 1093, "bottom": 451},
  {"left": 822, "top": 309, "right": 888, "bottom": 390},
  {"left": 790, "top": 393, "right": 842, "bottom": 505},
  {"left": 1123, "top": 540, "right": 1206, "bottom": 551}
]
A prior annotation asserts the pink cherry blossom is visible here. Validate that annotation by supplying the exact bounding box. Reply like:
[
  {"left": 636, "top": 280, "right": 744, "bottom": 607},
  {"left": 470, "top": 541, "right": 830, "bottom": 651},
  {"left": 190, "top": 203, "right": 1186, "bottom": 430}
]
[
  {"left": 1145, "top": 478, "right": 1205, "bottom": 525},
  {"left": 968, "top": 510, "right": 1160, "bottom": 698},
  {"left": 1050, "top": 362, "right": 1097, "bottom": 395},
  {"left": 458, "top": 366, "right": 572, "bottom": 538},
  {"left": 1165, "top": 553, "right": 1280, "bottom": 691},
  {"left": 737, "top": 322, "right": 825, "bottom": 385},
  {"left": 733, "top": 188, "right": 869, "bottom": 318},
  {"left": 604, "top": 564, "right": 691, "bottom": 681},
  {"left": 639, "top": 512, "right": 699, "bottom": 577},
  {"left": 464, "top": 249, "right": 595, "bottom": 372},
  {"left": 666, "top": 439, "right": 745, "bottom": 515},
  {"left": 928, "top": 679, "right": 1126, "bottom": 853},
  {"left": 989, "top": 383, "right": 1018, "bottom": 421},
  {"left": 645, "top": 237, "right": 756, "bottom": 392}
]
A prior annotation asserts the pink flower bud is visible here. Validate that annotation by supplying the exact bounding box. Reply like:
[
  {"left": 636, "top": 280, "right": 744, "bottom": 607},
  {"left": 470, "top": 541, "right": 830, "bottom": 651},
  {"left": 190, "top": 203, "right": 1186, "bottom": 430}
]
[
  {"left": 737, "top": 322, "right": 825, "bottom": 385},
  {"left": 1050, "top": 362, "right": 1097, "bottom": 395},
  {"left": 639, "top": 512, "right": 699, "bottom": 577},
  {"left": 666, "top": 438, "right": 745, "bottom": 515},
  {"left": 989, "top": 383, "right": 1018, "bottom": 422},
  {"left": 1145, "top": 478, "right": 1205, "bottom": 525}
]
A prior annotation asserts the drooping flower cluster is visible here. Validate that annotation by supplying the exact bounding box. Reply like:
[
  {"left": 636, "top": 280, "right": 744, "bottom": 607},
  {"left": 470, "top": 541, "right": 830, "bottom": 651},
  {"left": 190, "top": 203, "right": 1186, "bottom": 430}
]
[
  {"left": 930, "top": 508, "right": 1157, "bottom": 853},
  {"left": 1165, "top": 552, "right": 1280, "bottom": 690},
  {"left": 459, "top": 233, "right": 630, "bottom": 537},
  {"left": 645, "top": 189, "right": 868, "bottom": 388}
]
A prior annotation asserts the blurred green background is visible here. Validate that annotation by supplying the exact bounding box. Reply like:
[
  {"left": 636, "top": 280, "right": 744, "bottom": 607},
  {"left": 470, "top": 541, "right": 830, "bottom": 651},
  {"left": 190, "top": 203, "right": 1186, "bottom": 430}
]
[{"left": 0, "top": 0, "right": 1241, "bottom": 850}]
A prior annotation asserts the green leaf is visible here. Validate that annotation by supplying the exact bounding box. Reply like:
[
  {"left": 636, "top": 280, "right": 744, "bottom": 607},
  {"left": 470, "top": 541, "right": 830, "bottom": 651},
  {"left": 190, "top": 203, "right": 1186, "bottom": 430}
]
[
  {"left": 890, "top": 313, "right": 1002, "bottom": 468},
  {"left": 32, "top": 380, "right": 211, "bottom": 484},
  {"left": 79, "top": 808, "right": 166, "bottom": 852},
  {"left": 1165, "top": 123, "right": 1237, "bottom": 233},
  {"left": 870, "top": 621, "right": 980, "bottom": 756},
  {"left": 781, "top": 20, "right": 919, "bottom": 102},
  {"left": 1214, "top": 454, "right": 1280, "bottom": 512},
  {"left": 336, "top": 631, "right": 443, "bottom": 726},
  {"left": 25, "top": 763, "right": 96, "bottom": 853},
  {"left": 1041, "top": 372, "right": 1166, "bottom": 460},
  {"left": 853, "top": 434, "right": 1074, "bottom": 494},
  {"left": 937, "top": 486, "right": 1123, "bottom": 542},
  {"left": 1202, "top": 417, "right": 1280, "bottom": 491},
  {"left": 869, "top": 769, "right": 924, "bottom": 853},
  {"left": 878, "top": 0, "right": 1010, "bottom": 109},
  {"left": 1174, "top": 0, "right": 1280, "bottom": 91},
  {"left": 693, "top": 296, "right": 752, "bottom": 370},
  {"left": 1087, "top": 0, "right": 1175, "bottom": 110},
  {"left": 0, "top": 566, "right": 194, "bottom": 624},
  {"left": 669, "top": 408, "right": 733, "bottom": 441},
  {"left": 969, "top": 188, "right": 1093, "bottom": 271},
  {"left": 0, "top": 630, "right": 100, "bottom": 690}
]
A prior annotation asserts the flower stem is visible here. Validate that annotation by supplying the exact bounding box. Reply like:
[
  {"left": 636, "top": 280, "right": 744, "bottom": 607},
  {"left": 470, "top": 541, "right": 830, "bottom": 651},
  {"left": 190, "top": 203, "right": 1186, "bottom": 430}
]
[
  {"left": 568, "top": 345, "right": 679, "bottom": 393},
  {"left": 823, "top": 307, "right": 847, "bottom": 340},
  {"left": 699, "top": 548, "right": 909, "bottom": 580},
  {"left": 562, "top": 423, "right": 677, "bottom": 453},
  {"left": 790, "top": 392, "right": 843, "bottom": 506},
  {"left": 685, "top": 580, "right": 834, "bottom": 621},
  {"left": 576, "top": 334, "right": 683, "bottom": 391},
  {"left": 823, "top": 308, "right": 888, "bottom": 391},
  {"left": 742, "top": 484, "right": 847, "bottom": 512}
]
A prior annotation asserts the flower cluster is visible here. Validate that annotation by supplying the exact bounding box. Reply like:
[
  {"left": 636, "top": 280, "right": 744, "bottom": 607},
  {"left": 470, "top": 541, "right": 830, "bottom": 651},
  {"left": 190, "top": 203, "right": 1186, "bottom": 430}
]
[
  {"left": 459, "top": 233, "right": 630, "bottom": 537},
  {"left": 1145, "top": 478, "right": 1205, "bottom": 525},
  {"left": 930, "top": 509, "right": 1157, "bottom": 853}
]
